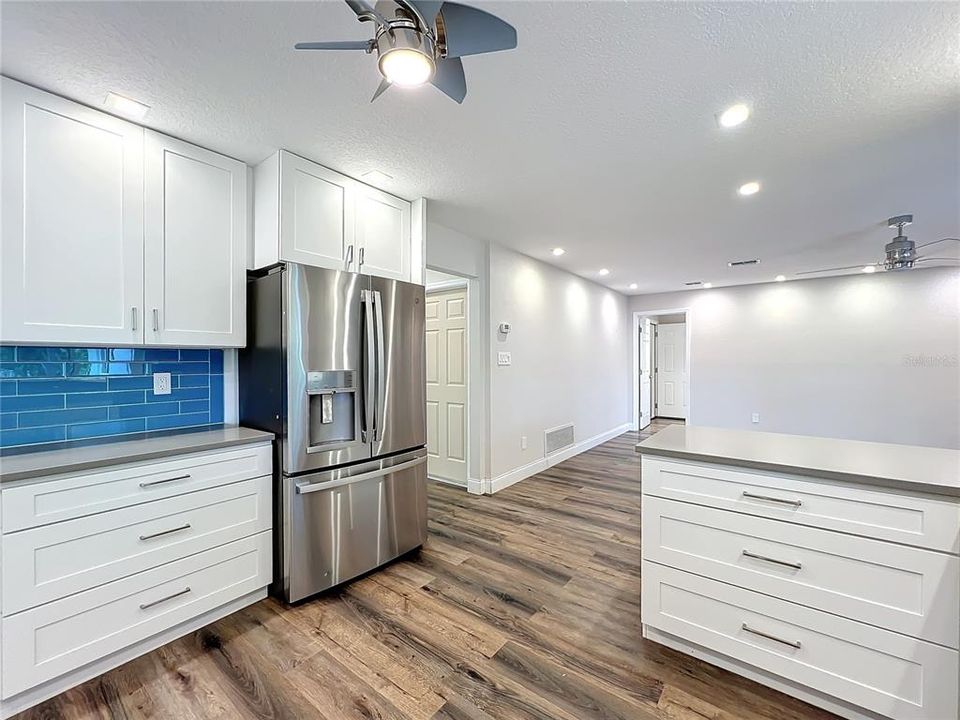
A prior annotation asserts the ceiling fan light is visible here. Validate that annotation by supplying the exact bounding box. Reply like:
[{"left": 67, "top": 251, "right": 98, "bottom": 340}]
[{"left": 379, "top": 47, "right": 435, "bottom": 86}]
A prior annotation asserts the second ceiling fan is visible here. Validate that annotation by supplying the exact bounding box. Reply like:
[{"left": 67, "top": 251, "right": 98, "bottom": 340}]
[{"left": 295, "top": 0, "right": 517, "bottom": 103}]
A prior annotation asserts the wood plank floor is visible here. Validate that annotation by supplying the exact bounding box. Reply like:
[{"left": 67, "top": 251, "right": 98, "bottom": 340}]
[{"left": 15, "top": 421, "right": 840, "bottom": 720}]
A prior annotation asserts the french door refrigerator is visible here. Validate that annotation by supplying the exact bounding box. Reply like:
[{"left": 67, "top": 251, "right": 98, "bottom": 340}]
[{"left": 239, "top": 263, "right": 427, "bottom": 602}]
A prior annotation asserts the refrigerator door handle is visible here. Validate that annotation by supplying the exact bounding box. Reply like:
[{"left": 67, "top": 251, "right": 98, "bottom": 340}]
[
  {"left": 373, "top": 289, "right": 386, "bottom": 442},
  {"left": 295, "top": 455, "right": 426, "bottom": 494},
  {"left": 362, "top": 289, "right": 376, "bottom": 443}
]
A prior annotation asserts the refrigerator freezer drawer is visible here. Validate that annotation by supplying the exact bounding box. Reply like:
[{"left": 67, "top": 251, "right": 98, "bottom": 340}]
[{"left": 286, "top": 449, "right": 427, "bottom": 602}]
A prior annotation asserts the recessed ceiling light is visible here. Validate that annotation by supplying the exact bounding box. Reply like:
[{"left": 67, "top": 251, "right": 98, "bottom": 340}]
[
  {"left": 738, "top": 181, "right": 761, "bottom": 196},
  {"left": 598, "top": 268, "right": 610, "bottom": 276},
  {"left": 862, "top": 265, "right": 877, "bottom": 274},
  {"left": 103, "top": 92, "right": 150, "bottom": 121},
  {"left": 361, "top": 170, "right": 393, "bottom": 185},
  {"left": 775, "top": 275, "right": 786, "bottom": 282},
  {"left": 629, "top": 283, "right": 638, "bottom": 290},
  {"left": 552, "top": 247, "right": 565, "bottom": 256},
  {"left": 718, "top": 103, "right": 750, "bottom": 128},
  {"left": 703, "top": 283, "right": 713, "bottom": 289}
]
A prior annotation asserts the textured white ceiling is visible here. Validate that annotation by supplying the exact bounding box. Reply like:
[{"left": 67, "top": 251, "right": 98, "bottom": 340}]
[{"left": 2, "top": 1, "right": 958, "bottom": 294}]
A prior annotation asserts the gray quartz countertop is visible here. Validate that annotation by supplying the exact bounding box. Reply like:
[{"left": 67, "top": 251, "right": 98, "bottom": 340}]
[
  {"left": 636, "top": 424, "right": 960, "bottom": 497},
  {"left": 0, "top": 426, "right": 274, "bottom": 485}
]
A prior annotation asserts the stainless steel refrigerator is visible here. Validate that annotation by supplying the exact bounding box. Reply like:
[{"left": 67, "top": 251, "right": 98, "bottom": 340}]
[{"left": 239, "top": 263, "right": 427, "bottom": 603}]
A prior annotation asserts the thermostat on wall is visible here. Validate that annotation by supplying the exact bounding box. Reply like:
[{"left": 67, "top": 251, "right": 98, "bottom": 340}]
[{"left": 498, "top": 322, "right": 512, "bottom": 334}]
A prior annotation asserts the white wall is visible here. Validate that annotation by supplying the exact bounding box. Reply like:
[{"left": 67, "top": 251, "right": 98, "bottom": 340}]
[
  {"left": 630, "top": 267, "right": 960, "bottom": 449},
  {"left": 489, "top": 244, "right": 632, "bottom": 479}
]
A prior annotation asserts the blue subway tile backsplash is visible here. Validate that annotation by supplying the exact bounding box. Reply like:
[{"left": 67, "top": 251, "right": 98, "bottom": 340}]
[{"left": 0, "top": 347, "right": 225, "bottom": 448}]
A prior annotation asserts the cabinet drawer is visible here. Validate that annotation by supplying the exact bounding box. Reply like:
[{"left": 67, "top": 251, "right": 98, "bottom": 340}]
[
  {"left": 642, "top": 497, "right": 959, "bottom": 647},
  {"left": 642, "top": 563, "right": 958, "bottom": 720},
  {"left": 2, "top": 531, "right": 270, "bottom": 699},
  {"left": 1, "top": 443, "right": 272, "bottom": 532},
  {"left": 642, "top": 457, "right": 960, "bottom": 553},
  {"left": 3, "top": 475, "right": 271, "bottom": 614}
]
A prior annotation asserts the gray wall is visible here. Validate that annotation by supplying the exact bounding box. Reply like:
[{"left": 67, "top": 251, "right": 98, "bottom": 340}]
[{"left": 631, "top": 267, "right": 960, "bottom": 449}]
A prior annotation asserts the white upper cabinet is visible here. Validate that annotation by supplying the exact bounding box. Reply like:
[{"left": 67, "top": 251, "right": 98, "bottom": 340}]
[
  {"left": 354, "top": 183, "right": 411, "bottom": 282},
  {"left": 0, "top": 78, "right": 248, "bottom": 348},
  {"left": 144, "top": 131, "right": 246, "bottom": 347},
  {"left": 254, "top": 150, "right": 418, "bottom": 283},
  {"left": 1, "top": 77, "right": 144, "bottom": 345}
]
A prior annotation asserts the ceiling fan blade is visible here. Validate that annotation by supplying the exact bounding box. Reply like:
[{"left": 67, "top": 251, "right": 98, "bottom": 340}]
[
  {"left": 916, "top": 237, "right": 960, "bottom": 249},
  {"left": 431, "top": 56, "right": 466, "bottom": 103},
  {"left": 795, "top": 263, "right": 879, "bottom": 276},
  {"left": 371, "top": 77, "right": 392, "bottom": 102},
  {"left": 916, "top": 257, "right": 960, "bottom": 263},
  {"left": 397, "top": 0, "right": 444, "bottom": 27},
  {"left": 294, "top": 41, "right": 373, "bottom": 51},
  {"left": 439, "top": 2, "right": 517, "bottom": 58},
  {"left": 345, "top": 0, "right": 390, "bottom": 28}
]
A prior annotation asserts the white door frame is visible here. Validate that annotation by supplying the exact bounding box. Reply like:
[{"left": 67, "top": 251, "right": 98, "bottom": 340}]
[
  {"left": 426, "top": 271, "right": 471, "bottom": 489},
  {"left": 632, "top": 307, "right": 693, "bottom": 430}
]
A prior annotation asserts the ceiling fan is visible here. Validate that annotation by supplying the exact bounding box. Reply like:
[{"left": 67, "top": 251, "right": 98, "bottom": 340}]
[
  {"left": 796, "top": 215, "right": 960, "bottom": 276},
  {"left": 294, "top": 0, "right": 517, "bottom": 103}
]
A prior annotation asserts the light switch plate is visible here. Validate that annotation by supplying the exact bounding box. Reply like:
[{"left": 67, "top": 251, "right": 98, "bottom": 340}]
[
  {"left": 153, "top": 372, "right": 172, "bottom": 395},
  {"left": 751, "top": 412, "right": 760, "bottom": 423},
  {"left": 497, "top": 351, "right": 512, "bottom": 366}
]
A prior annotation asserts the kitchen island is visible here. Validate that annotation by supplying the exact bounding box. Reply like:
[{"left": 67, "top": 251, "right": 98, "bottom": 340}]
[{"left": 636, "top": 425, "right": 960, "bottom": 720}]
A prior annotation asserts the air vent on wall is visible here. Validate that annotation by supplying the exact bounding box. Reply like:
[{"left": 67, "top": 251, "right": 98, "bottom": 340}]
[
  {"left": 684, "top": 281, "right": 703, "bottom": 286},
  {"left": 728, "top": 259, "right": 760, "bottom": 267},
  {"left": 545, "top": 424, "right": 575, "bottom": 455}
]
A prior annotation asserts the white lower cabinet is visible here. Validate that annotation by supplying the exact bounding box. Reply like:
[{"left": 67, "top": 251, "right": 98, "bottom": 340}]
[
  {"left": 0, "top": 441, "right": 272, "bottom": 718},
  {"left": 641, "top": 456, "right": 960, "bottom": 720}
]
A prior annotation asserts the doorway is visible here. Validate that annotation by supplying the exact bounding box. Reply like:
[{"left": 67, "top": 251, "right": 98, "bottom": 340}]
[
  {"left": 425, "top": 269, "right": 469, "bottom": 486},
  {"left": 632, "top": 308, "right": 691, "bottom": 431}
]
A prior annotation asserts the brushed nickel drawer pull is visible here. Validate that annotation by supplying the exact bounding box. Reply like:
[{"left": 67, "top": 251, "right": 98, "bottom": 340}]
[
  {"left": 742, "top": 491, "right": 802, "bottom": 508},
  {"left": 139, "top": 523, "right": 191, "bottom": 541},
  {"left": 742, "top": 550, "right": 802, "bottom": 570},
  {"left": 742, "top": 623, "right": 802, "bottom": 649},
  {"left": 140, "top": 474, "right": 191, "bottom": 488},
  {"left": 139, "top": 586, "right": 191, "bottom": 610}
]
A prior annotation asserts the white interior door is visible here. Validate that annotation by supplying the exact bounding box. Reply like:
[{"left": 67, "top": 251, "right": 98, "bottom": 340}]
[
  {"left": 425, "top": 287, "right": 468, "bottom": 484},
  {"left": 1, "top": 78, "right": 144, "bottom": 345},
  {"left": 639, "top": 318, "right": 653, "bottom": 430},
  {"left": 656, "top": 322, "right": 687, "bottom": 419},
  {"left": 144, "top": 130, "right": 247, "bottom": 347}
]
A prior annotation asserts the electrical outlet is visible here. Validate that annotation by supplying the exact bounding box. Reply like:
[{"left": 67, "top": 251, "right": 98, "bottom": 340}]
[
  {"left": 751, "top": 412, "right": 760, "bottom": 424},
  {"left": 520, "top": 435, "right": 528, "bottom": 450},
  {"left": 153, "top": 372, "right": 172, "bottom": 395},
  {"left": 497, "top": 351, "right": 512, "bottom": 366}
]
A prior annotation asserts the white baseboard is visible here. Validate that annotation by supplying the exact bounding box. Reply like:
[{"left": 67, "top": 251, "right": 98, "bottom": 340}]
[
  {"left": 467, "top": 477, "right": 485, "bottom": 495},
  {"left": 486, "top": 423, "right": 632, "bottom": 495}
]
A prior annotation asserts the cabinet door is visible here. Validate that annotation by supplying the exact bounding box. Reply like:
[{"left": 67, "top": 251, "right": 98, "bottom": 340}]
[
  {"left": 1, "top": 78, "right": 144, "bottom": 344},
  {"left": 278, "top": 151, "right": 355, "bottom": 270},
  {"left": 355, "top": 184, "right": 411, "bottom": 281},
  {"left": 144, "top": 131, "right": 247, "bottom": 347}
]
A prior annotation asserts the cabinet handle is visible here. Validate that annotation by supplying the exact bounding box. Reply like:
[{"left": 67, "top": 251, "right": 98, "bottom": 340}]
[
  {"left": 741, "top": 623, "right": 802, "bottom": 649},
  {"left": 742, "top": 491, "right": 802, "bottom": 508},
  {"left": 152, "top": 308, "right": 160, "bottom": 332},
  {"left": 139, "top": 523, "right": 191, "bottom": 541},
  {"left": 346, "top": 244, "right": 354, "bottom": 266},
  {"left": 131, "top": 307, "right": 138, "bottom": 331},
  {"left": 139, "top": 587, "right": 191, "bottom": 610},
  {"left": 140, "top": 473, "right": 191, "bottom": 488},
  {"left": 742, "top": 549, "right": 802, "bottom": 570},
  {"left": 358, "top": 247, "right": 365, "bottom": 267}
]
